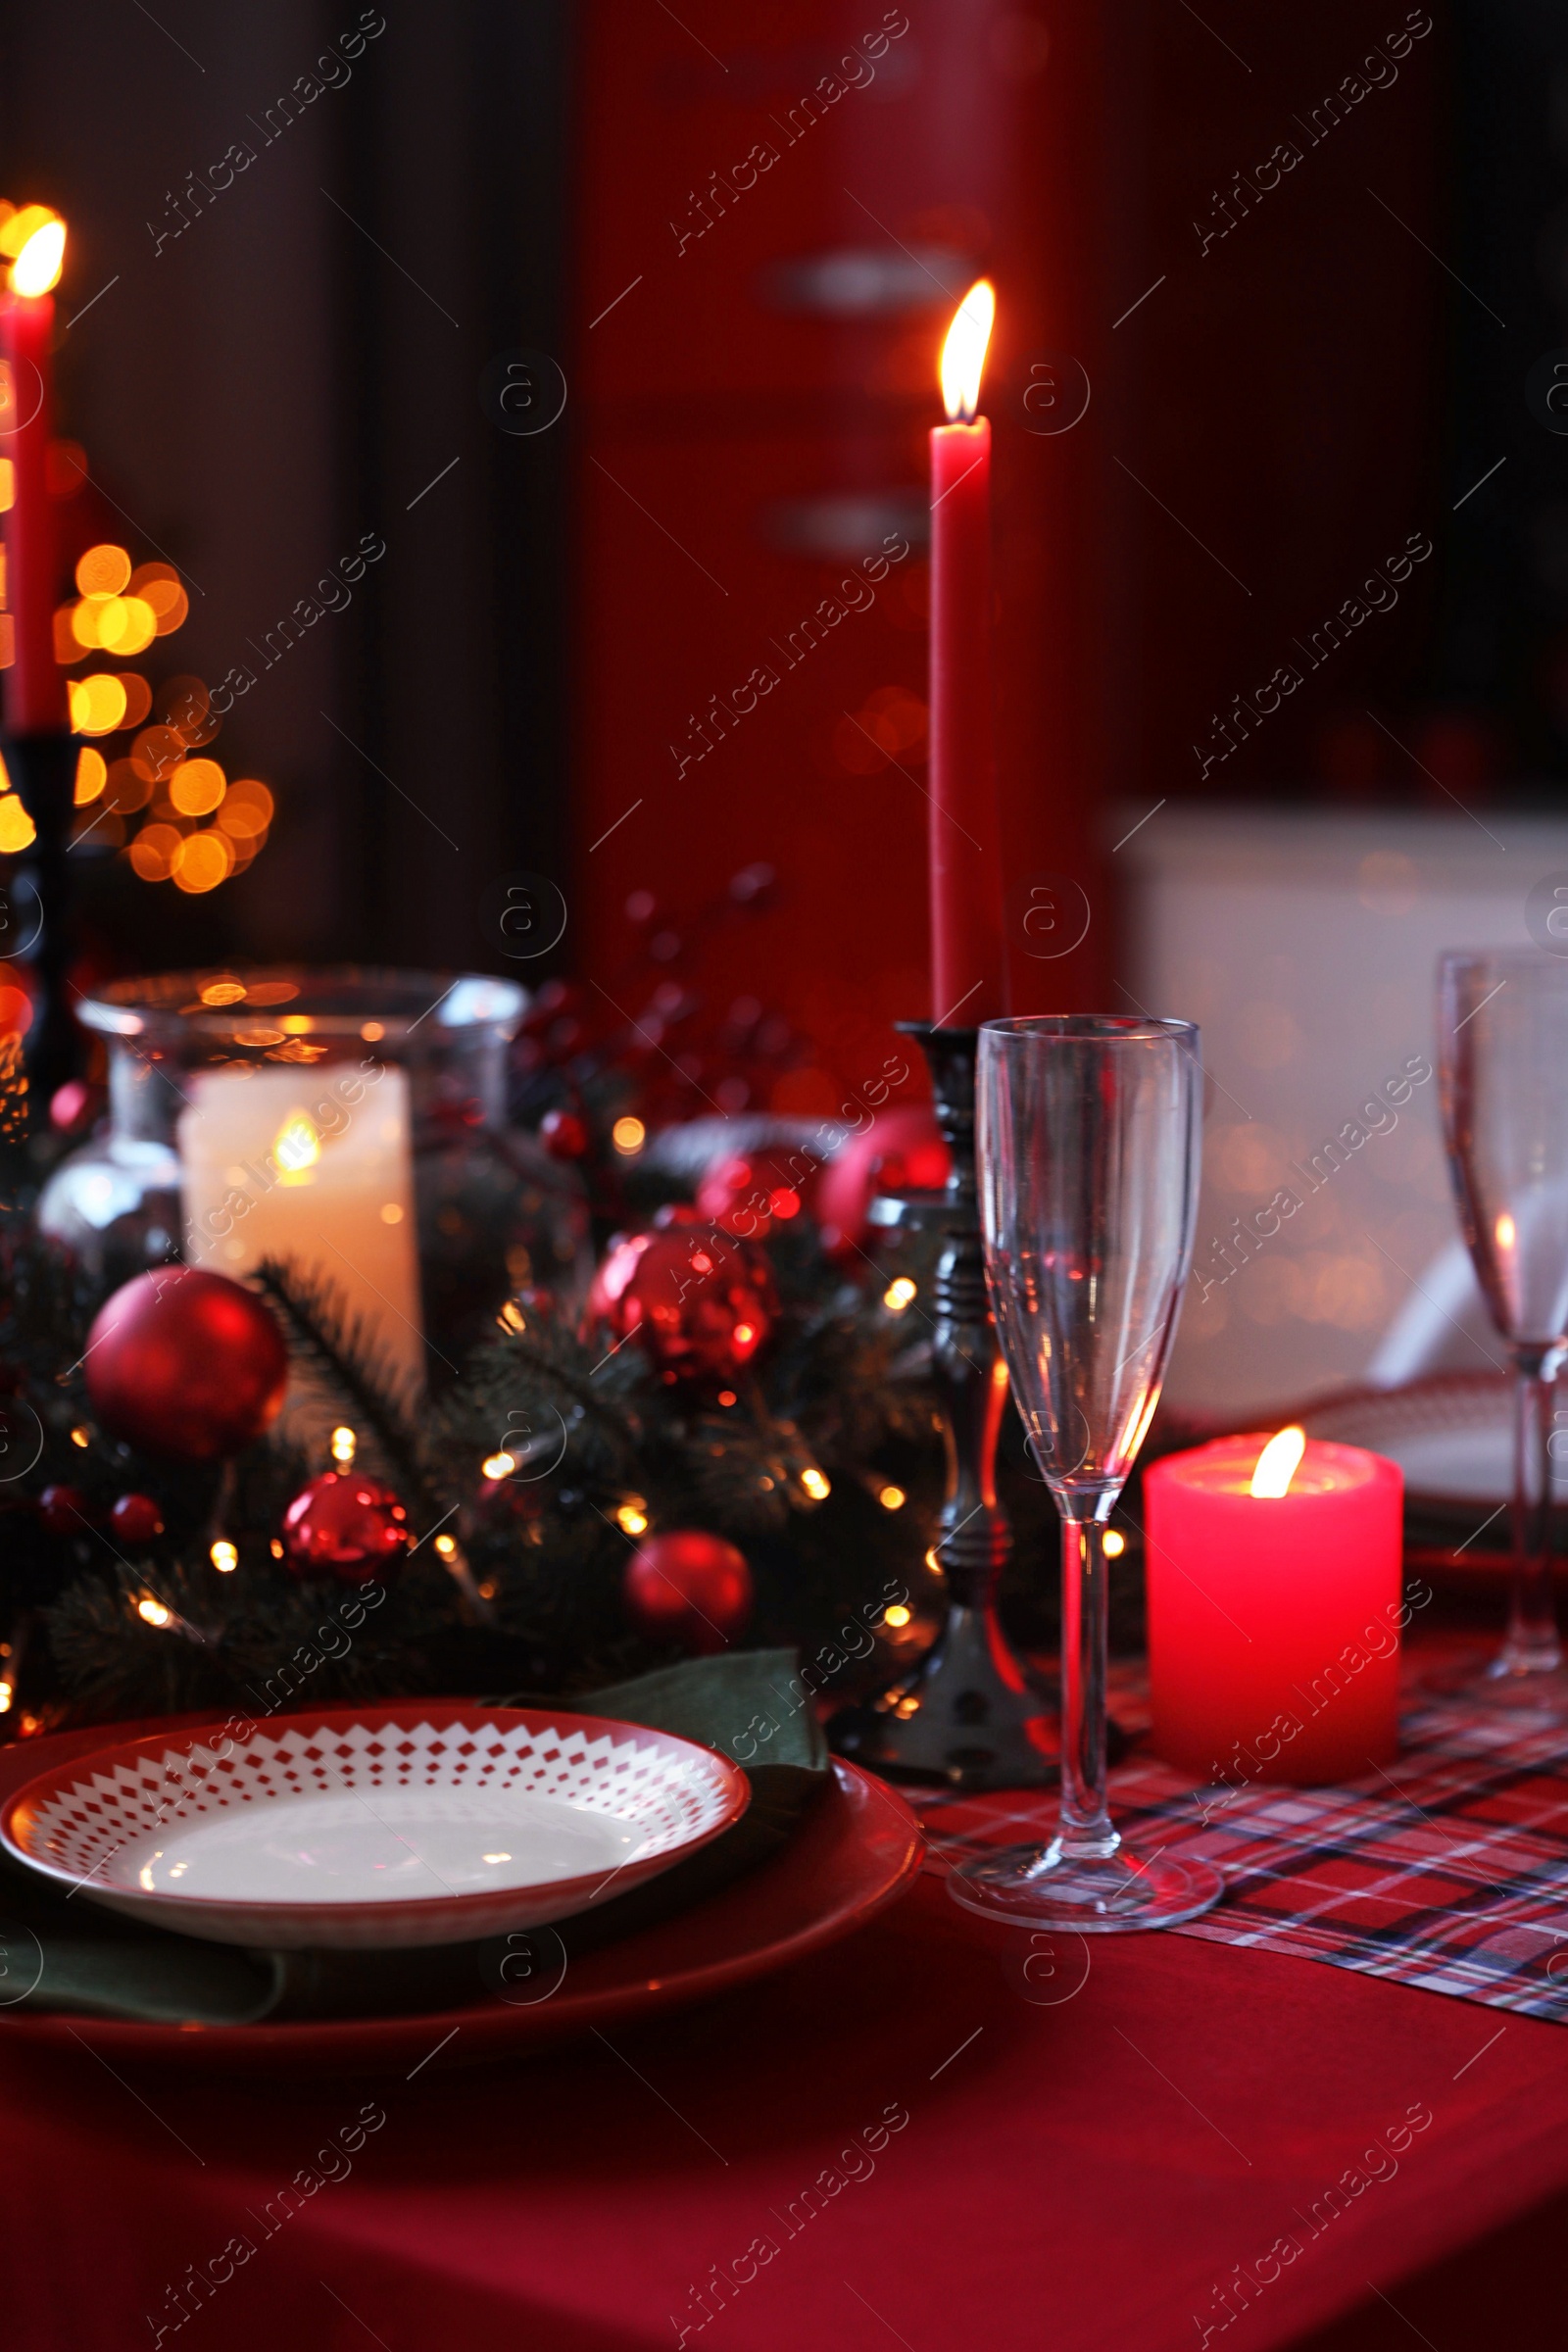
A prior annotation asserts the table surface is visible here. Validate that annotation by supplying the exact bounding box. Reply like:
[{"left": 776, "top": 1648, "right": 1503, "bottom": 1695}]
[{"left": 6, "top": 1826, "right": 1568, "bottom": 2352}]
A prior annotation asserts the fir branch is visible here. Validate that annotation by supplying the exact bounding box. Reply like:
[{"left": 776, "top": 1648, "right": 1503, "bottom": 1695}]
[
  {"left": 440, "top": 1317, "right": 645, "bottom": 1491},
  {"left": 45, "top": 1554, "right": 458, "bottom": 1726},
  {"left": 251, "top": 1256, "right": 447, "bottom": 1529}
]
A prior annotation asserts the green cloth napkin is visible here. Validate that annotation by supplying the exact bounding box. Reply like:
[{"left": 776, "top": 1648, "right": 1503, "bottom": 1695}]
[{"left": 0, "top": 1648, "right": 827, "bottom": 2028}]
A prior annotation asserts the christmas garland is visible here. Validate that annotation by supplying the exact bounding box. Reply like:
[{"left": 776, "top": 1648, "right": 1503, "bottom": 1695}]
[
  {"left": 0, "top": 1022, "right": 1142, "bottom": 1736},
  {"left": 0, "top": 1187, "right": 960, "bottom": 1730}
]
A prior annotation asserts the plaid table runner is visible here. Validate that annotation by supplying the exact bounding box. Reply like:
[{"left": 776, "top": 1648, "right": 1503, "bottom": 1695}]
[{"left": 912, "top": 1650, "right": 1568, "bottom": 2022}]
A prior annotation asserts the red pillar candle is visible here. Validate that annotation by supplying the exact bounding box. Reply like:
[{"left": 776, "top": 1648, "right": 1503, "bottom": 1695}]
[
  {"left": 1145, "top": 1428, "right": 1404, "bottom": 1790},
  {"left": 0, "top": 210, "right": 68, "bottom": 736},
  {"left": 928, "top": 280, "right": 1006, "bottom": 1027}
]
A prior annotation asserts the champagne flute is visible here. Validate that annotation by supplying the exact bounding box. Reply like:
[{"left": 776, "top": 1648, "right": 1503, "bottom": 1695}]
[
  {"left": 1437, "top": 952, "right": 1568, "bottom": 1706},
  {"left": 949, "top": 1016, "right": 1223, "bottom": 1931}
]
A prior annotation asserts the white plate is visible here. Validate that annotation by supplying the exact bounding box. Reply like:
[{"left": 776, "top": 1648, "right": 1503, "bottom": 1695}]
[{"left": 0, "top": 1703, "right": 749, "bottom": 1949}]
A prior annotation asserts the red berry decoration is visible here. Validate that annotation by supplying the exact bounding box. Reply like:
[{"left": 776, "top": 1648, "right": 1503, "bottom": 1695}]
[
  {"left": 110, "top": 1493, "right": 165, "bottom": 1544},
  {"left": 281, "top": 1471, "right": 412, "bottom": 1584},
  {"left": 624, "top": 1531, "right": 753, "bottom": 1655},
  {"left": 539, "top": 1106, "right": 589, "bottom": 1159},
  {"left": 84, "top": 1269, "right": 289, "bottom": 1463},
  {"left": 586, "top": 1211, "right": 776, "bottom": 1389},
  {"left": 37, "top": 1485, "right": 88, "bottom": 1538}
]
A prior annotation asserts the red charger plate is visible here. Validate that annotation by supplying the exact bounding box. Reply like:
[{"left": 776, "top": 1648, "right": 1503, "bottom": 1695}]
[{"left": 0, "top": 1712, "right": 922, "bottom": 2076}]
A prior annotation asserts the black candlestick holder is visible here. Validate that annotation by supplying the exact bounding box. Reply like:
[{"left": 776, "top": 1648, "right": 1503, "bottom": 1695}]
[
  {"left": 828, "top": 1022, "right": 1054, "bottom": 1789},
  {"left": 4, "top": 731, "right": 79, "bottom": 1101}
]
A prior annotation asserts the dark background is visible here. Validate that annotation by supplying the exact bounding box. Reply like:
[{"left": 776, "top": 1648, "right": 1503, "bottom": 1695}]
[{"left": 0, "top": 0, "right": 1554, "bottom": 1098}]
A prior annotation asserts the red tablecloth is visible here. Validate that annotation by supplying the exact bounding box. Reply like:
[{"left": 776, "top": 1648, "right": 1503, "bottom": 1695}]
[{"left": 7, "top": 1861, "right": 1568, "bottom": 2351}]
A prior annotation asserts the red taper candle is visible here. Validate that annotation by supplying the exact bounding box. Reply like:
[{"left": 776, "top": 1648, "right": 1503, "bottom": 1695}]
[
  {"left": 928, "top": 278, "right": 1006, "bottom": 1027},
  {"left": 0, "top": 210, "right": 68, "bottom": 736}
]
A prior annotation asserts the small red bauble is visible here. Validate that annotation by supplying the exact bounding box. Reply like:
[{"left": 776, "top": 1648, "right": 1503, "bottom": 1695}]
[
  {"left": 539, "top": 1107, "right": 589, "bottom": 1159},
  {"left": 37, "top": 1485, "right": 88, "bottom": 1537},
  {"left": 586, "top": 1211, "right": 776, "bottom": 1388},
  {"left": 815, "top": 1108, "right": 951, "bottom": 1257},
  {"left": 281, "top": 1470, "right": 412, "bottom": 1584},
  {"left": 696, "top": 1148, "right": 814, "bottom": 1239},
  {"left": 624, "top": 1530, "right": 753, "bottom": 1655},
  {"left": 110, "top": 1493, "right": 165, "bottom": 1544},
  {"left": 84, "top": 1269, "right": 289, "bottom": 1463}
]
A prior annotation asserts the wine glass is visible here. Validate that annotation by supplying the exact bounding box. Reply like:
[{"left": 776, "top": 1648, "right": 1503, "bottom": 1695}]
[
  {"left": 948, "top": 1016, "right": 1223, "bottom": 1931},
  {"left": 1437, "top": 952, "right": 1568, "bottom": 1707}
]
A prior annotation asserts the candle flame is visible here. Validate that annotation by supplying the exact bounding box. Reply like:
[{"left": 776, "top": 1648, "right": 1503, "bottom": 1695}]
[
  {"left": 10, "top": 216, "right": 65, "bottom": 298},
  {"left": 1250, "top": 1425, "right": 1306, "bottom": 1499},
  {"left": 940, "top": 278, "right": 996, "bottom": 422},
  {"left": 274, "top": 1111, "right": 321, "bottom": 1182}
]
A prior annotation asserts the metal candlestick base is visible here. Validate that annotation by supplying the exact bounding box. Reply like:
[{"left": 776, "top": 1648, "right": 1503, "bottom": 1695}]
[
  {"left": 4, "top": 732, "right": 79, "bottom": 1100},
  {"left": 828, "top": 1023, "right": 1054, "bottom": 1790}
]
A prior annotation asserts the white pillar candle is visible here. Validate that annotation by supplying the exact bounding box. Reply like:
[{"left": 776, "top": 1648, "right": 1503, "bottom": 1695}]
[{"left": 178, "top": 1059, "right": 423, "bottom": 1394}]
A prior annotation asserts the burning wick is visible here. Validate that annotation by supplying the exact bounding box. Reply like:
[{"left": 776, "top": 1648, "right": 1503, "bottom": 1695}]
[{"left": 1250, "top": 1426, "right": 1306, "bottom": 1499}]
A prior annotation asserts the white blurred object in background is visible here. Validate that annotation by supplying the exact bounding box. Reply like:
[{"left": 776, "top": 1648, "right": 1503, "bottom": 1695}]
[{"left": 1120, "top": 807, "right": 1568, "bottom": 1419}]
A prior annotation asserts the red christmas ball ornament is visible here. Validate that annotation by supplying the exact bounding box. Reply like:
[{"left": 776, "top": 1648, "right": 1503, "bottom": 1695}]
[
  {"left": 586, "top": 1211, "right": 776, "bottom": 1387},
  {"left": 815, "top": 1107, "right": 951, "bottom": 1258},
  {"left": 281, "top": 1471, "right": 412, "bottom": 1584},
  {"left": 624, "top": 1530, "right": 753, "bottom": 1654},
  {"left": 110, "top": 1493, "right": 166, "bottom": 1544},
  {"left": 84, "top": 1269, "right": 289, "bottom": 1463},
  {"left": 539, "top": 1106, "right": 589, "bottom": 1160},
  {"left": 37, "top": 1485, "right": 88, "bottom": 1537},
  {"left": 696, "top": 1147, "right": 814, "bottom": 1239}
]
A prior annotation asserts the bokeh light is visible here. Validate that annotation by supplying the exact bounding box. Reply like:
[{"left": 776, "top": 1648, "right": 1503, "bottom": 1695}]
[
  {"left": 96, "top": 596, "right": 157, "bottom": 657},
  {"left": 129, "top": 564, "right": 188, "bottom": 635},
  {"left": 75, "top": 544, "right": 131, "bottom": 599},
  {"left": 0, "top": 960, "right": 31, "bottom": 1035},
  {"left": 104, "top": 758, "right": 153, "bottom": 814},
  {"left": 128, "top": 821, "right": 181, "bottom": 881},
  {"left": 69, "top": 673, "right": 128, "bottom": 735},
  {"left": 172, "top": 830, "right": 233, "bottom": 893},
  {"left": 0, "top": 460, "right": 13, "bottom": 511},
  {"left": 0, "top": 798, "right": 35, "bottom": 854},
  {"left": 73, "top": 747, "right": 107, "bottom": 806},
  {"left": 170, "top": 757, "right": 225, "bottom": 816},
  {"left": 12, "top": 416, "right": 267, "bottom": 897},
  {"left": 216, "top": 777, "right": 272, "bottom": 837},
  {"left": 159, "top": 675, "right": 219, "bottom": 748},
  {"left": 129, "top": 725, "right": 184, "bottom": 784}
]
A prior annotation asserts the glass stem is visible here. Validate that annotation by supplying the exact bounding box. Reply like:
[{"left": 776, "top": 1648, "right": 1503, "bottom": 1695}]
[
  {"left": 1056, "top": 1503, "right": 1119, "bottom": 1861},
  {"left": 1502, "top": 1353, "right": 1562, "bottom": 1678}
]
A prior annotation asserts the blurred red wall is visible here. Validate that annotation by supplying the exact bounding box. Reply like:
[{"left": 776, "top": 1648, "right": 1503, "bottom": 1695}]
[{"left": 567, "top": 1, "right": 1442, "bottom": 1105}]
